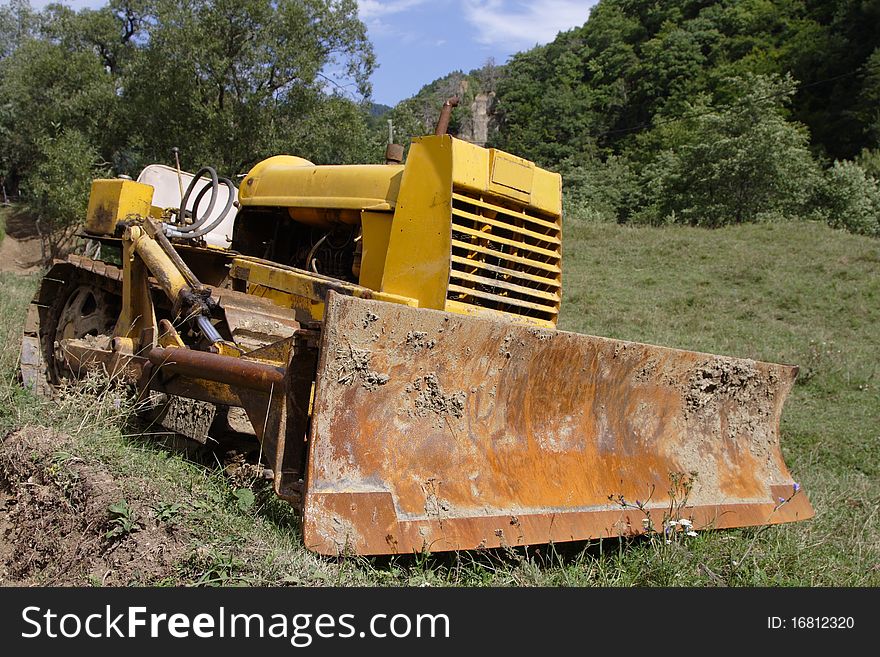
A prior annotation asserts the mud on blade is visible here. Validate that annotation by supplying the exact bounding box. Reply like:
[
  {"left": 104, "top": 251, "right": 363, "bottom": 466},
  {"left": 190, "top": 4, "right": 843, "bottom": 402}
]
[{"left": 303, "top": 292, "right": 812, "bottom": 555}]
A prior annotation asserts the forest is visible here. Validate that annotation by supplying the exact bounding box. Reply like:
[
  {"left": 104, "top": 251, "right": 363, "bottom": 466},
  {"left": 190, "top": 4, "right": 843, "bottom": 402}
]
[
  {"left": 390, "top": 0, "right": 880, "bottom": 235},
  {"left": 1, "top": 0, "right": 879, "bottom": 251}
]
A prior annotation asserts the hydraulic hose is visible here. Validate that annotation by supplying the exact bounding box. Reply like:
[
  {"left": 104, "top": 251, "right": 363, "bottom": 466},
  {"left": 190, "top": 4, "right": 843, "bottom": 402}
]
[
  {"left": 172, "top": 166, "right": 218, "bottom": 233},
  {"left": 164, "top": 176, "right": 235, "bottom": 240}
]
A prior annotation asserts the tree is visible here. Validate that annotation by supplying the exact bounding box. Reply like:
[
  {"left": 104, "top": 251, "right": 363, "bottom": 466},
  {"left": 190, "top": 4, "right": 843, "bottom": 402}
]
[
  {"left": 0, "top": 24, "right": 117, "bottom": 196},
  {"left": 23, "top": 128, "right": 109, "bottom": 259},
  {"left": 490, "top": 0, "right": 880, "bottom": 167},
  {"left": 0, "top": 0, "right": 39, "bottom": 59},
  {"left": 117, "top": 0, "right": 376, "bottom": 174},
  {"left": 635, "top": 74, "right": 820, "bottom": 226},
  {"left": 0, "top": 0, "right": 378, "bottom": 261},
  {"left": 857, "top": 47, "right": 880, "bottom": 150}
]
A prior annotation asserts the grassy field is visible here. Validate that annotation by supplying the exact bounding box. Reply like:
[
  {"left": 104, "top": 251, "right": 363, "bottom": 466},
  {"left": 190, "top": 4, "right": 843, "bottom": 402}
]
[{"left": 0, "top": 219, "right": 877, "bottom": 586}]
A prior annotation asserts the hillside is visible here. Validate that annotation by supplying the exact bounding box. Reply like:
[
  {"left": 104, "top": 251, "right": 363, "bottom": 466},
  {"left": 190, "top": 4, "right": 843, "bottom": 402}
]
[
  {"left": 382, "top": 63, "right": 503, "bottom": 151},
  {"left": 1, "top": 220, "right": 877, "bottom": 586},
  {"left": 382, "top": 0, "right": 880, "bottom": 236},
  {"left": 490, "top": 0, "right": 879, "bottom": 163}
]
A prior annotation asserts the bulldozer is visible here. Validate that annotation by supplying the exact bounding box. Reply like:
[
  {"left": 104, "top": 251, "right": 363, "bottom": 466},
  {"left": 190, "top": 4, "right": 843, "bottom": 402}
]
[{"left": 18, "top": 104, "right": 813, "bottom": 556}]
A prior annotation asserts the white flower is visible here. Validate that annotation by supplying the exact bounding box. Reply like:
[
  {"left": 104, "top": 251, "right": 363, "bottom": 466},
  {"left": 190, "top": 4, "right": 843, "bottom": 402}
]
[
  {"left": 668, "top": 520, "right": 679, "bottom": 526},
  {"left": 679, "top": 518, "right": 693, "bottom": 528},
  {"left": 686, "top": 530, "right": 698, "bottom": 537},
  {"left": 641, "top": 518, "right": 651, "bottom": 528}
]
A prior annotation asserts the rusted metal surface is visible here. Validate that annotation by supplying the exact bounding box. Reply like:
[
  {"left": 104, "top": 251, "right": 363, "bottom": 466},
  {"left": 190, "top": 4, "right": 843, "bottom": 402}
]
[
  {"left": 28, "top": 254, "right": 316, "bottom": 499},
  {"left": 435, "top": 96, "right": 460, "bottom": 136},
  {"left": 384, "top": 143, "right": 404, "bottom": 165},
  {"left": 60, "top": 333, "right": 317, "bottom": 503},
  {"left": 303, "top": 292, "right": 813, "bottom": 555},
  {"left": 146, "top": 333, "right": 317, "bottom": 502},
  {"left": 59, "top": 338, "right": 146, "bottom": 382},
  {"left": 147, "top": 346, "right": 286, "bottom": 391},
  {"left": 19, "top": 259, "right": 124, "bottom": 392},
  {"left": 213, "top": 287, "right": 302, "bottom": 350}
]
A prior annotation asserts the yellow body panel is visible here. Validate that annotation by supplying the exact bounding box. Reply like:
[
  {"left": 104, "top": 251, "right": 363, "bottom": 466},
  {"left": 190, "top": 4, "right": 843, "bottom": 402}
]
[
  {"left": 230, "top": 256, "right": 417, "bottom": 322},
  {"left": 376, "top": 135, "right": 562, "bottom": 326},
  {"left": 449, "top": 140, "right": 562, "bottom": 216},
  {"left": 358, "top": 211, "right": 394, "bottom": 290},
  {"left": 378, "top": 136, "right": 455, "bottom": 309},
  {"left": 239, "top": 155, "right": 404, "bottom": 216},
  {"left": 85, "top": 179, "right": 154, "bottom": 235},
  {"left": 236, "top": 135, "right": 563, "bottom": 327}
]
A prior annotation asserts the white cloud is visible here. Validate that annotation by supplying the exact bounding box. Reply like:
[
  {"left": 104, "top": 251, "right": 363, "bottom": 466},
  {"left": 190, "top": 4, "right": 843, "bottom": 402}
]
[
  {"left": 358, "top": 1, "right": 436, "bottom": 40},
  {"left": 461, "top": 0, "right": 594, "bottom": 47},
  {"left": 358, "top": 0, "right": 431, "bottom": 21}
]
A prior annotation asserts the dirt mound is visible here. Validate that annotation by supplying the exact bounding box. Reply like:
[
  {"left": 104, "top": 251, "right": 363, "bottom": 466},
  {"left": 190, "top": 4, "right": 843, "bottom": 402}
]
[
  {"left": 0, "top": 426, "right": 189, "bottom": 586},
  {"left": 0, "top": 209, "right": 44, "bottom": 273},
  {"left": 0, "top": 234, "right": 43, "bottom": 273}
]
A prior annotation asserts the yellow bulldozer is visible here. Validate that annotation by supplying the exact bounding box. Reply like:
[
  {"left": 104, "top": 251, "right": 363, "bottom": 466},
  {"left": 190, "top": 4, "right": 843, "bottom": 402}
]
[{"left": 18, "top": 107, "right": 813, "bottom": 555}]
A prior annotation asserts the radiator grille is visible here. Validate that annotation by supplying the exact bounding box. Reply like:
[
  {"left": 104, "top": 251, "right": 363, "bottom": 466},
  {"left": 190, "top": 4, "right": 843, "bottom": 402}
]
[{"left": 448, "top": 188, "right": 561, "bottom": 324}]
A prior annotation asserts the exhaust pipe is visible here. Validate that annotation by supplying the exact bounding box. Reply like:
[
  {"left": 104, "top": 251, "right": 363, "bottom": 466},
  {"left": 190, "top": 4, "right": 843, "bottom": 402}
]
[{"left": 435, "top": 96, "right": 460, "bottom": 136}]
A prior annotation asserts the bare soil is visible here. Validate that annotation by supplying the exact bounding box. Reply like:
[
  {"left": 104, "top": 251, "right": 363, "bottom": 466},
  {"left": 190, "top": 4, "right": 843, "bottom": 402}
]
[
  {"left": 0, "top": 211, "right": 43, "bottom": 273},
  {"left": 0, "top": 426, "right": 189, "bottom": 586}
]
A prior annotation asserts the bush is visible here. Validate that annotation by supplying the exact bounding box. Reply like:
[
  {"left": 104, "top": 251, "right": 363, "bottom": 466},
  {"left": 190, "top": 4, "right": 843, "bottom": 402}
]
[
  {"left": 855, "top": 148, "right": 880, "bottom": 180},
  {"left": 632, "top": 74, "right": 822, "bottom": 227},
  {"left": 22, "top": 129, "right": 107, "bottom": 260},
  {"left": 560, "top": 154, "right": 638, "bottom": 223},
  {"left": 815, "top": 160, "right": 880, "bottom": 237}
]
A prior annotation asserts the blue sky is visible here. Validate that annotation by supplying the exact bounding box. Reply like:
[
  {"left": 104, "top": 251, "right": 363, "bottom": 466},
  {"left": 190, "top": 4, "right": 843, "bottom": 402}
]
[
  {"left": 359, "top": 1, "right": 597, "bottom": 105},
  {"left": 28, "top": 0, "right": 598, "bottom": 106}
]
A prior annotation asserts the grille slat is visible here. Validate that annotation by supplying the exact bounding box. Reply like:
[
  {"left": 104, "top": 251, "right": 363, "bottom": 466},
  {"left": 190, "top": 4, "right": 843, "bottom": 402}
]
[
  {"left": 450, "top": 255, "right": 560, "bottom": 289},
  {"left": 452, "top": 192, "right": 560, "bottom": 234},
  {"left": 447, "top": 284, "right": 558, "bottom": 314},
  {"left": 451, "top": 223, "right": 559, "bottom": 260},
  {"left": 448, "top": 188, "right": 562, "bottom": 324},
  {"left": 450, "top": 239, "right": 561, "bottom": 274},
  {"left": 452, "top": 205, "right": 561, "bottom": 247},
  {"left": 450, "top": 269, "right": 561, "bottom": 303}
]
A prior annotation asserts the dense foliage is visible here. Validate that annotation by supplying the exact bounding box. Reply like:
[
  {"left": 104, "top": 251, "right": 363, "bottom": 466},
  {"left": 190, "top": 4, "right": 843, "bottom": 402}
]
[
  {"left": 0, "top": 0, "right": 375, "bottom": 254},
  {"left": 1, "top": 0, "right": 878, "bottom": 247},
  {"left": 488, "top": 0, "right": 880, "bottom": 233}
]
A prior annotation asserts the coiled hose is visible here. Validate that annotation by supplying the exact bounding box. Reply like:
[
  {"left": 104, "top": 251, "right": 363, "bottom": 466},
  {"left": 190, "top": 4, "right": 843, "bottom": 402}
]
[{"left": 163, "top": 166, "right": 236, "bottom": 240}]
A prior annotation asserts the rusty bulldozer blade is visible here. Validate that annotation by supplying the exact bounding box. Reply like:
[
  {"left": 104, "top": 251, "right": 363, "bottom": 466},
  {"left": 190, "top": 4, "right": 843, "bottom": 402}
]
[{"left": 303, "top": 292, "right": 813, "bottom": 555}]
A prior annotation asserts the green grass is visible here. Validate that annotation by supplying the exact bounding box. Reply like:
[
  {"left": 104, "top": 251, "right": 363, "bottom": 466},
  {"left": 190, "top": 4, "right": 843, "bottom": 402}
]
[
  {"left": 0, "top": 219, "right": 877, "bottom": 586},
  {"left": 559, "top": 220, "right": 879, "bottom": 585}
]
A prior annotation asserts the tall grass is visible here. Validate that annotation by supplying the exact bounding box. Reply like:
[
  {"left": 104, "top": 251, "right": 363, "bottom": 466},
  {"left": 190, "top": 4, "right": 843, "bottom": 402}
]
[{"left": 0, "top": 219, "right": 877, "bottom": 586}]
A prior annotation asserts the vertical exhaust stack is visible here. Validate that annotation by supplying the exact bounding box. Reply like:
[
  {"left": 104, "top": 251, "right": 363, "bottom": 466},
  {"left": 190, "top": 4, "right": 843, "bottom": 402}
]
[{"left": 435, "top": 96, "right": 460, "bottom": 136}]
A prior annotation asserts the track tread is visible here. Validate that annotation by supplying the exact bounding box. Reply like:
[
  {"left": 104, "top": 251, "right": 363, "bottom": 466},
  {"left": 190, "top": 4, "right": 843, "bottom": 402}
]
[{"left": 18, "top": 258, "right": 123, "bottom": 394}]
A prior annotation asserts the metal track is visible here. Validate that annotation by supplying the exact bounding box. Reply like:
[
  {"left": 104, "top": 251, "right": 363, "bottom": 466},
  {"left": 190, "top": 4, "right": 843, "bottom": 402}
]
[{"left": 19, "top": 256, "right": 123, "bottom": 394}]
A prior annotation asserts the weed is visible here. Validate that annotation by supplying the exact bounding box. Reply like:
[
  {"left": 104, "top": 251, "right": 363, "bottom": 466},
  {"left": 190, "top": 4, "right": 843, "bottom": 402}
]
[
  {"left": 153, "top": 501, "right": 185, "bottom": 527},
  {"left": 233, "top": 488, "right": 255, "bottom": 513},
  {"left": 105, "top": 499, "right": 141, "bottom": 540},
  {"left": 178, "top": 546, "right": 250, "bottom": 587},
  {"left": 611, "top": 471, "right": 700, "bottom": 550},
  {"left": 730, "top": 482, "right": 802, "bottom": 574}
]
